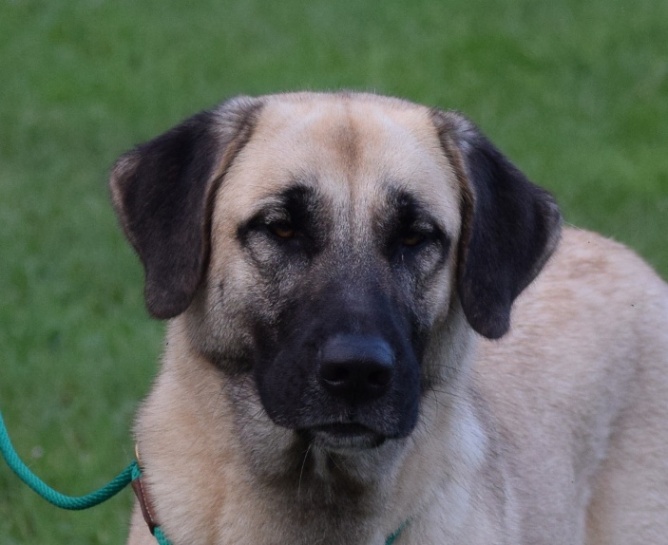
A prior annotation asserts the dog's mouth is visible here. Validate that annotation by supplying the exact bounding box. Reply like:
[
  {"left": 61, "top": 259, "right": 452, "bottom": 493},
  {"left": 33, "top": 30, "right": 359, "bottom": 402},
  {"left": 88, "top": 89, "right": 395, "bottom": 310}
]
[{"left": 300, "top": 423, "right": 387, "bottom": 451}]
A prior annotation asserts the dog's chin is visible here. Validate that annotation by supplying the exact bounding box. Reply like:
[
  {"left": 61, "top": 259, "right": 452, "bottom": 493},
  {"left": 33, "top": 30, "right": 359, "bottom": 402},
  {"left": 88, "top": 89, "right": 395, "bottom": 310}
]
[{"left": 300, "top": 424, "right": 387, "bottom": 452}]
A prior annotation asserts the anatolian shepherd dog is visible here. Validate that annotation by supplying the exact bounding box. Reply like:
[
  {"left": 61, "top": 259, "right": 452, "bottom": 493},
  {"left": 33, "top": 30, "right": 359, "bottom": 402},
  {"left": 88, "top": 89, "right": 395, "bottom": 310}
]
[{"left": 110, "top": 92, "right": 668, "bottom": 545}]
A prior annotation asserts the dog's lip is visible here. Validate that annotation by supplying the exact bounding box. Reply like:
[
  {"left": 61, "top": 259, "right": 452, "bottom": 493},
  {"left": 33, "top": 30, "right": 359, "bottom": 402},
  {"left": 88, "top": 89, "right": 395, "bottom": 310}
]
[
  {"left": 301, "top": 423, "right": 387, "bottom": 450},
  {"left": 311, "top": 423, "right": 374, "bottom": 436}
]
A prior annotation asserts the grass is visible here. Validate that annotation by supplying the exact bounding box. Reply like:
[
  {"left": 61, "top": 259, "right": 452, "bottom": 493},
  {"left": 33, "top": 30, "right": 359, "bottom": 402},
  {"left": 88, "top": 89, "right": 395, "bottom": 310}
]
[{"left": 0, "top": 0, "right": 666, "bottom": 543}]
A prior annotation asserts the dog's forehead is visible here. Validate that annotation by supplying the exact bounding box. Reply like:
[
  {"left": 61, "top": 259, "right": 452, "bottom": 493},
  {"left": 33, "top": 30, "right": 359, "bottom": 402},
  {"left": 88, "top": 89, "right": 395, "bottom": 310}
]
[{"left": 217, "top": 94, "right": 461, "bottom": 232}]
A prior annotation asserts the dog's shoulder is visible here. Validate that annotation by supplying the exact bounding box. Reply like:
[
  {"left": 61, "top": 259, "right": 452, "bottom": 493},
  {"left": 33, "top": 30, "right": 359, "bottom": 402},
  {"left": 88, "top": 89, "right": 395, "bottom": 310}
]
[
  {"left": 474, "top": 225, "right": 667, "bottom": 438},
  {"left": 468, "top": 227, "right": 668, "bottom": 540},
  {"left": 512, "top": 227, "right": 666, "bottom": 331},
  {"left": 478, "top": 227, "right": 668, "bottom": 388}
]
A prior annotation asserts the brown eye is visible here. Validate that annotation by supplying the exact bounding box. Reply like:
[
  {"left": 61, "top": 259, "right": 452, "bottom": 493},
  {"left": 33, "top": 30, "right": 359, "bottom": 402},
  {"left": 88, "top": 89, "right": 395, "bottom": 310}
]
[
  {"left": 400, "top": 232, "right": 425, "bottom": 247},
  {"left": 268, "top": 221, "right": 296, "bottom": 240}
]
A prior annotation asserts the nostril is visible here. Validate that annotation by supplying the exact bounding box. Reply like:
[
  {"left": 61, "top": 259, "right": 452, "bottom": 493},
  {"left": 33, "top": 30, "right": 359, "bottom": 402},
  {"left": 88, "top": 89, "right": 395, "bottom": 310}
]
[
  {"left": 367, "top": 367, "right": 391, "bottom": 388},
  {"left": 320, "top": 362, "right": 352, "bottom": 386},
  {"left": 318, "top": 335, "right": 395, "bottom": 401}
]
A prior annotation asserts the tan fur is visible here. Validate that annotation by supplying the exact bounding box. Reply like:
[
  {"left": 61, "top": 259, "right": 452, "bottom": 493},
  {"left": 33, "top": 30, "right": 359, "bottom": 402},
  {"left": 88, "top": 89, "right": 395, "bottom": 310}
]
[{"left": 121, "top": 94, "right": 668, "bottom": 544}]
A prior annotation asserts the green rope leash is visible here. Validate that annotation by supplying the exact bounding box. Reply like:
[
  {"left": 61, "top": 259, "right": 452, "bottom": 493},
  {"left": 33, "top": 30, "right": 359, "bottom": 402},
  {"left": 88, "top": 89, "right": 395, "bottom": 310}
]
[
  {"left": 2, "top": 411, "right": 405, "bottom": 544},
  {"left": 0, "top": 412, "right": 172, "bottom": 545},
  {"left": 0, "top": 413, "right": 134, "bottom": 510},
  {"left": 385, "top": 521, "right": 408, "bottom": 545}
]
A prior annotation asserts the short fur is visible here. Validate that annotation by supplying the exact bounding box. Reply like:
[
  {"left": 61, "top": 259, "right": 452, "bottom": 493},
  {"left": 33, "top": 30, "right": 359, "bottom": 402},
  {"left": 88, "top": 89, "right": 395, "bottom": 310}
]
[{"left": 110, "top": 92, "right": 668, "bottom": 545}]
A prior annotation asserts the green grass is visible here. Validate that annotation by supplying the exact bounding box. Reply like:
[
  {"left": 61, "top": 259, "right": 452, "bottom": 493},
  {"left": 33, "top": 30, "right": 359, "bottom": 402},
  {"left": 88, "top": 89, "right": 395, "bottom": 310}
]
[{"left": 0, "top": 0, "right": 666, "bottom": 543}]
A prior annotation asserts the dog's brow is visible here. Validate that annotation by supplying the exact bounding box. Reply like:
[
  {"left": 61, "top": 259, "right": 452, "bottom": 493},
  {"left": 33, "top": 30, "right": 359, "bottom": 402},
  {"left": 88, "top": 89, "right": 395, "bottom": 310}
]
[
  {"left": 385, "top": 188, "right": 432, "bottom": 225},
  {"left": 238, "top": 182, "right": 327, "bottom": 237},
  {"left": 259, "top": 183, "right": 324, "bottom": 225},
  {"left": 276, "top": 184, "right": 317, "bottom": 208},
  {"left": 242, "top": 180, "right": 318, "bottom": 216}
]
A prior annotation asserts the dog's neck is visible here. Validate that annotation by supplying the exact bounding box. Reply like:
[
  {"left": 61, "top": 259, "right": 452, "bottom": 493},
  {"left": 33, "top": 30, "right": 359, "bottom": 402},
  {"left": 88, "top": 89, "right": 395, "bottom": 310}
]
[{"left": 133, "top": 317, "right": 488, "bottom": 544}]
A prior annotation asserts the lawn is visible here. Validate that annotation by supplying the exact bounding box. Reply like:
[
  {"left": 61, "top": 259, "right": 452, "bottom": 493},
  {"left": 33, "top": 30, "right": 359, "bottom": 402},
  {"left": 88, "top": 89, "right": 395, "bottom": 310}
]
[{"left": 0, "top": 0, "right": 666, "bottom": 543}]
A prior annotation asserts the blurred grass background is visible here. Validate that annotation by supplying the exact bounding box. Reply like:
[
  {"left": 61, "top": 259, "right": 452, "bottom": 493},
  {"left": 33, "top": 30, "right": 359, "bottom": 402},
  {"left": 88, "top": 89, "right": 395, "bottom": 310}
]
[{"left": 0, "top": 0, "right": 666, "bottom": 543}]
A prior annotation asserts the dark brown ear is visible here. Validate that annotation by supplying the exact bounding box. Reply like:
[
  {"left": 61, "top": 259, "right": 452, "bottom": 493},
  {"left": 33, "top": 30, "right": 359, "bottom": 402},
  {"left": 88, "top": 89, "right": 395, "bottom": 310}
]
[
  {"left": 431, "top": 110, "right": 562, "bottom": 339},
  {"left": 109, "top": 96, "right": 262, "bottom": 319}
]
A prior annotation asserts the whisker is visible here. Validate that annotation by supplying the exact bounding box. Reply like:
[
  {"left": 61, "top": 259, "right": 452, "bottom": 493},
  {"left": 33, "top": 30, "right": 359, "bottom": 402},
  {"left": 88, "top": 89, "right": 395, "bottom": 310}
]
[{"left": 297, "top": 443, "right": 313, "bottom": 500}]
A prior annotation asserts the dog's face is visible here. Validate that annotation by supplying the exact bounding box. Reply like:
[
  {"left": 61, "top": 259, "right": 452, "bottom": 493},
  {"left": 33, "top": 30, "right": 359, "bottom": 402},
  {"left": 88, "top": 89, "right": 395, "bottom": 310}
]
[
  {"left": 111, "top": 93, "right": 560, "bottom": 459},
  {"left": 207, "top": 97, "right": 462, "bottom": 449}
]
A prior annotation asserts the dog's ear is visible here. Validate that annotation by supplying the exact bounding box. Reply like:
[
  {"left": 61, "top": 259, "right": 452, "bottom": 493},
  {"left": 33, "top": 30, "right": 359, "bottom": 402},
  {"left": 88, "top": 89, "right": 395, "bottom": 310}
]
[
  {"left": 431, "top": 110, "right": 562, "bottom": 339},
  {"left": 110, "top": 97, "right": 262, "bottom": 319}
]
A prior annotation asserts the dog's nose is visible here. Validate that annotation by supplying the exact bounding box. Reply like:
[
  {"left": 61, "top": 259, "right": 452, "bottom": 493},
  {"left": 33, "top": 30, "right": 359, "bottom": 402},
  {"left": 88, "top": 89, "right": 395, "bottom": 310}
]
[{"left": 318, "top": 335, "right": 394, "bottom": 402}]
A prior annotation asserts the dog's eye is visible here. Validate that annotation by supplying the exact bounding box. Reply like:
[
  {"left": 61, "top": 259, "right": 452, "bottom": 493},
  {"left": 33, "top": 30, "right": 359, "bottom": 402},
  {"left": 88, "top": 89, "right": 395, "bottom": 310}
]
[
  {"left": 267, "top": 220, "right": 296, "bottom": 240},
  {"left": 399, "top": 231, "right": 426, "bottom": 248},
  {"left": 386, "top": 223, "right": 449, "bottom": 265},
  {"left": 398, "top": 226, "right": 434, "bottom": 249}
]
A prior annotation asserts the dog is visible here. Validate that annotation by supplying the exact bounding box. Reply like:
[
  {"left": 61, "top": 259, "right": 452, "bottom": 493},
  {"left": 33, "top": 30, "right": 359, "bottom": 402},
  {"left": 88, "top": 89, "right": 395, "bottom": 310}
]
[{"left": 110, "top": 92, "right": 668, "bottom": 544}]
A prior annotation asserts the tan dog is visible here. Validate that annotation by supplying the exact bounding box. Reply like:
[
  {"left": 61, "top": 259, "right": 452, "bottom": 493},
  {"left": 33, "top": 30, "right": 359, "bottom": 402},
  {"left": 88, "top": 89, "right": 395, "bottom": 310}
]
[{"left": 110, "top": 93, "right": 668, "bottom": 545}]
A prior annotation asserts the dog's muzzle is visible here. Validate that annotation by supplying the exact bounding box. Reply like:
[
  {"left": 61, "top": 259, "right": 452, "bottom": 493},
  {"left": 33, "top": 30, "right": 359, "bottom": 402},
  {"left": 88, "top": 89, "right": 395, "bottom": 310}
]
[{"left": 254, "top": 284, "right": 422, "bottom": 448}]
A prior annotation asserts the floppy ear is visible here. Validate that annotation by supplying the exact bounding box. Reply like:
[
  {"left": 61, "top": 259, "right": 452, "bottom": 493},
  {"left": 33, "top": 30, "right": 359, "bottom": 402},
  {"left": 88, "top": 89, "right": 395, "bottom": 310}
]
[
  {"left": 109, "top": 96, "right": 262, "bottom": 319},
  {"left": 431, "top": 110, "right": 562, "bottom": 339}
]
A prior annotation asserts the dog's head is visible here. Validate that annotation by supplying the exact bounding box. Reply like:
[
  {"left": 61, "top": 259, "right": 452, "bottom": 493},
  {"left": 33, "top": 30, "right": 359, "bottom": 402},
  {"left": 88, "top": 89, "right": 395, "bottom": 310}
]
[{"left": 111, "top": 93, "right": 560, "bottom": 456}]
